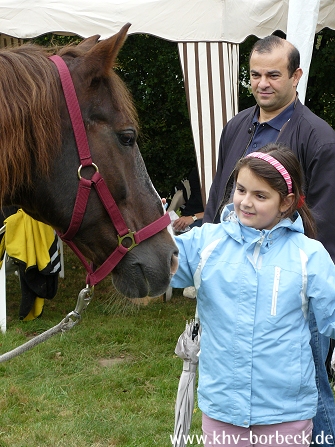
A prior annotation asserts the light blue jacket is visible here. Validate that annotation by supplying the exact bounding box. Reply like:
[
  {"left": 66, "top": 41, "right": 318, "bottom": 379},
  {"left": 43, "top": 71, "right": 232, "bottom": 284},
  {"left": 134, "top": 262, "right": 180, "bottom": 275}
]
[{"left": 171, "top": 204, "right": 335, "bottom": 427}]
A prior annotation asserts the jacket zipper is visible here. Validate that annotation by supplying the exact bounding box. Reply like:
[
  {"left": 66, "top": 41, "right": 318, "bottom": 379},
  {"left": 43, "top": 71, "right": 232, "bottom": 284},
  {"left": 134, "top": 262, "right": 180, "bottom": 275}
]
[
  {"left": 252, "top": 233, "right": 264, "bottom": 266},
  {"left": 271, "top": 266, "right": 281, "bottom": 316}
]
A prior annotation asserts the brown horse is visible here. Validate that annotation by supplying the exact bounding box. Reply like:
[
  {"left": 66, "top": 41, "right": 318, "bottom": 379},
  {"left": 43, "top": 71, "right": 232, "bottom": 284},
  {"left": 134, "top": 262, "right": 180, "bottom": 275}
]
[{"left": 0, "top": 24, "right": 178, "bottom": 298}]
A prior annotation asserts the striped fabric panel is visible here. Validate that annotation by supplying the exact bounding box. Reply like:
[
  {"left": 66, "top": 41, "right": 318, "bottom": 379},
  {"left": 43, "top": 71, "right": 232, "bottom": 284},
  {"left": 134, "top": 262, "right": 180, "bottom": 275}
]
[
  {"left": 178, "top": 41, "right": 239, "bottom": 204},
  {"left": 0, "top": 34, "right": 22, "bottom": 47}
]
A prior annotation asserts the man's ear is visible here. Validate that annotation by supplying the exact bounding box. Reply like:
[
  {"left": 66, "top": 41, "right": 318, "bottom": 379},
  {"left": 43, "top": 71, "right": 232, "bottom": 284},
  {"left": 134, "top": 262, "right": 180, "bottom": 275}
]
[
  {"left": 293, "top": 68, "right": 303, "bottom": 87},
  {"left": 280, "top": 193, "right": 295, "bottom": 213}
]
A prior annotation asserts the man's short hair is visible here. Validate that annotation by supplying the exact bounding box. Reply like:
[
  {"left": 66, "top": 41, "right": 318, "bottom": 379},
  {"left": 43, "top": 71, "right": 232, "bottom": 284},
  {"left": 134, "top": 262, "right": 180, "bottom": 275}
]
[{"left": 249, "top": 35, "right": 300, "bottom": 78}]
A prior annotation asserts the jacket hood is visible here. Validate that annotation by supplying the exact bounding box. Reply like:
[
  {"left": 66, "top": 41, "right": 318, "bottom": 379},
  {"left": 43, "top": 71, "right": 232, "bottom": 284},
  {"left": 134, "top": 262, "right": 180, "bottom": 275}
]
[{"left": 220, "top": 203, "right": 304, "bottom": 246}]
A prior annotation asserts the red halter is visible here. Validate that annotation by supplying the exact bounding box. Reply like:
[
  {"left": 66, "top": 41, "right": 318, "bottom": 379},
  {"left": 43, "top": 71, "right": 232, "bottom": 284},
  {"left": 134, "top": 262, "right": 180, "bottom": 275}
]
[{"left": 49, "top": 55, "right": 171, "bottom": 286}]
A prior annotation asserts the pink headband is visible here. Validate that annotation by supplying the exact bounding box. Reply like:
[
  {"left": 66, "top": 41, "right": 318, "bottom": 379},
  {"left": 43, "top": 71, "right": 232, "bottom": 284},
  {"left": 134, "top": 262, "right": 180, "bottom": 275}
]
[{"left": 246, "top": 152, "right": 293, "bottom": 194}]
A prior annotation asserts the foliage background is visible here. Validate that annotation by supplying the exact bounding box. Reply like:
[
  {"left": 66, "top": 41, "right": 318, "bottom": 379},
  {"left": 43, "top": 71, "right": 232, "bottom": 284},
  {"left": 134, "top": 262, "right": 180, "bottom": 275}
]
[{"left": 32, "top": 28, "right": 335, "bottom": 197}]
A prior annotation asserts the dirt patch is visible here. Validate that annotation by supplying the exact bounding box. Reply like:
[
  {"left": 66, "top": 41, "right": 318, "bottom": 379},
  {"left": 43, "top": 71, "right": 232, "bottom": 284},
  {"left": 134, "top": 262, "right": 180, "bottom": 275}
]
[{"left": 98, "top": 355, "right": 132, "bottom": 367}]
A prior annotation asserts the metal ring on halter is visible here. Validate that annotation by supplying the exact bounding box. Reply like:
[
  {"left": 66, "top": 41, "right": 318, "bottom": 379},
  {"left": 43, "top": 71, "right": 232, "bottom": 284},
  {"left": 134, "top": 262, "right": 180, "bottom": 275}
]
[
  {"left": 77, "top": 162, "right": 99, "bottom": 180},
  {"left": 117, "top": 230, "right": 138, "bottom": 251}
]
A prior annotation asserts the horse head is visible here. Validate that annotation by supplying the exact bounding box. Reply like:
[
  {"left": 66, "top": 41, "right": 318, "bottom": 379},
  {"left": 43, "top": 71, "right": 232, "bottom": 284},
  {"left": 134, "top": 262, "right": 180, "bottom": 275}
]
[{"left": 0, "top": 24, "right": 178, "bottom": 298}]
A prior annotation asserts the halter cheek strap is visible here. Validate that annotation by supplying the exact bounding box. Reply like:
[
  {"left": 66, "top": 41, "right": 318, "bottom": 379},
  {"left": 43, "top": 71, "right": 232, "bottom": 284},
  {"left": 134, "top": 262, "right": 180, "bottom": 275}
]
[{"left": 246, "top": 152, "right": 293, "bottom": 194}]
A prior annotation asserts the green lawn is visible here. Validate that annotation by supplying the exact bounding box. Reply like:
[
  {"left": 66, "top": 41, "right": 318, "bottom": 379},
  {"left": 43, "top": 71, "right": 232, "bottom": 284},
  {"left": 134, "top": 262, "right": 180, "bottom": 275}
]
[{"left": 0, "top": 246, "right": 202, "bottom": 447}]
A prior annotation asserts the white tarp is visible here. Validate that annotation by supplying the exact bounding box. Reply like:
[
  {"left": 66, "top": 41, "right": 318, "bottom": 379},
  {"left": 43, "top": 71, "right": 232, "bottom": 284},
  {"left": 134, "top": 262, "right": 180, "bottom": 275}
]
[
  {"left": 287, "top": 0, "right": 321, "bottom": 103},
  {"left": 1, "top": 0, "right": 334, "bottom": 201},
  {"left": 1, "top": 0, "right": 335, "bottom": 42}
]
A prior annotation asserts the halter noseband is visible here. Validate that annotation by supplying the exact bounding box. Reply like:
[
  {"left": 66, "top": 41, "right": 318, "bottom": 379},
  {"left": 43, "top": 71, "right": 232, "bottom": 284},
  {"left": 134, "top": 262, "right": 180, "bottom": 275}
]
[{"left": 49, "top": 55, "right": 171, "bottom": 286}]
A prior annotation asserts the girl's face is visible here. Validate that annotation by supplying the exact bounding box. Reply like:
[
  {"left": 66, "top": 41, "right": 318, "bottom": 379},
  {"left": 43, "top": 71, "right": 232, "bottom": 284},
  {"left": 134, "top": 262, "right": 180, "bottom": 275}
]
[{"left": 233, "top": 166, "right": 292, "bottom": 231}]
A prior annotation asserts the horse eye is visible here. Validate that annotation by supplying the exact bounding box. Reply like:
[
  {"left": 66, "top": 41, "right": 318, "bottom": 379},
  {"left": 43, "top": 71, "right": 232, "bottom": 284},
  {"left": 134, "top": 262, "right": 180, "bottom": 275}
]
[{"left": 117, "top": 131, "right": 136, "bottom": 146}]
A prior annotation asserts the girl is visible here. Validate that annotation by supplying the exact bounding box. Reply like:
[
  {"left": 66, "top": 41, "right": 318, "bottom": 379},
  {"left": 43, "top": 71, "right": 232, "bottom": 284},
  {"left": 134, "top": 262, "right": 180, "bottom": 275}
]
[{"left": 171, "top": 143, "right": 335, "bottom": 446}]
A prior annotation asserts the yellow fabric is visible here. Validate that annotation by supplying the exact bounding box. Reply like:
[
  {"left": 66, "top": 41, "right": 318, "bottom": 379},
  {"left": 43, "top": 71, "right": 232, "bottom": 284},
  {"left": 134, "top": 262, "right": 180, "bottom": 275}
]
[
  {"left": 0, "top": 209, "right": 56, "bottom": 272},
  {"left": 22, "top": 297, "right": 45, "bottom": 321}
]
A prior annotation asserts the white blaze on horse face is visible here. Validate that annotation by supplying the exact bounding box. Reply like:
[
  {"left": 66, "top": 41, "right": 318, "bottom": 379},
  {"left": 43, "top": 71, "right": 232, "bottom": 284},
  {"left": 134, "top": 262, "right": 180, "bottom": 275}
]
[
  {"left": 160, "top": 195, "right": 174, "bottom": 238},
  {"left": 166, "top": 215, "right": 175, "bottom": 239}
]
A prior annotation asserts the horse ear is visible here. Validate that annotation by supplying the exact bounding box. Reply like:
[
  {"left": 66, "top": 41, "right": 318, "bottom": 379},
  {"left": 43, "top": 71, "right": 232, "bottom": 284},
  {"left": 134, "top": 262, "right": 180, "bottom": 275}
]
[
  {"left": 77, "top": 35, "right": 101, "bottom": 51},
  {"left": 83, "top": 23, "right": 131, "bottom": 76}
]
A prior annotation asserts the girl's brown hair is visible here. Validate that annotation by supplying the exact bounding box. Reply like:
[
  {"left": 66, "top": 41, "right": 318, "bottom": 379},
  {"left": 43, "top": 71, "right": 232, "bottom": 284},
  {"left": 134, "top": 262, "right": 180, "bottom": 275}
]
[{"left": 234, "top": 143, "right": 317, "bottom": 238}]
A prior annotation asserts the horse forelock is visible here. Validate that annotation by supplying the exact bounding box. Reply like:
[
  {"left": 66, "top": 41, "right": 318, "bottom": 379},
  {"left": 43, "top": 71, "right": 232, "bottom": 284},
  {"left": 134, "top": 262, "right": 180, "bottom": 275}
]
[
  {"left": 108, "top": 72, "right": 139, "bottom": 132},
  {"left": 0, "top": 44, "right": 61, "bottom": 206}
]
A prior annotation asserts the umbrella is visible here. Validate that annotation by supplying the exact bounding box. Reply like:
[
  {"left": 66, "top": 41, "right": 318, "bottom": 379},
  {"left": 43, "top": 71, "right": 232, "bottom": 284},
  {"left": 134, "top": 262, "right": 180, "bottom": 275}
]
[
  {"left": 330, "top": 340, "right": 335, "bottom": 378},
  {"left": 173, "top": 316, "right": 201, "bottom": 447}
]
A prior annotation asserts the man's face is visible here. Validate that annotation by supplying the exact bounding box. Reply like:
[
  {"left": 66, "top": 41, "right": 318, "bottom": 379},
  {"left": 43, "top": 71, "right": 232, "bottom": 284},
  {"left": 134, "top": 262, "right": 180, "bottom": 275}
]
[{"left": 249, "top": 46, "right": 300, "bottom": 117}]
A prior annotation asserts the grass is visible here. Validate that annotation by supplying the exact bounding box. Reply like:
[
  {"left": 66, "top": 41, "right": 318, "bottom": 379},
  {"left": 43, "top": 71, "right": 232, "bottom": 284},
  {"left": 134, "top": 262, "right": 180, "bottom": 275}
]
[{"left": 0, "top": 245, "right": 202, "bottom": 447}]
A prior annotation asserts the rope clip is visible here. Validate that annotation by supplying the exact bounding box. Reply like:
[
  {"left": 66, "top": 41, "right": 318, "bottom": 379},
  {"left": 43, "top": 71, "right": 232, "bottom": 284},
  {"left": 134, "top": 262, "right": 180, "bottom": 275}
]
[{"left": 63, "top": 285, "right": 94, "bottom": 326}]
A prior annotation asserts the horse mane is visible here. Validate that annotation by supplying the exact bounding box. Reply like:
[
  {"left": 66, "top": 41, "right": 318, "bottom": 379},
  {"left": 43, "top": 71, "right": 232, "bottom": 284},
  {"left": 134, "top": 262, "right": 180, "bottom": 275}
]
[
  {"left": 0, "top": 38, "right": 138, "bottom": 207},
  {"left": 0, "top": 43, "right": 61, "bottom": 205}
]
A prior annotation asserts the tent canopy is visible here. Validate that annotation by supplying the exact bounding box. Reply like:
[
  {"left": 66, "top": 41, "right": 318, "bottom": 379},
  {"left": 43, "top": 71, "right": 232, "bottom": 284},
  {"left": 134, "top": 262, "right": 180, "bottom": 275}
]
[
  {"left": 1, "top": 0, "right": 334, "bottom": 202},
  {"left": 1, "top": 0, "right": 335, "bottom": 42}
]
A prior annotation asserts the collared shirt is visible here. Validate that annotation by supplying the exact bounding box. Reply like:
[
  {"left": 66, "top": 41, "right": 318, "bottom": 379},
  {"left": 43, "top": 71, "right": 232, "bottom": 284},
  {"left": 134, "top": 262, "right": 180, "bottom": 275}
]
[{"left": 246, "top": 101, "right": 295, "bottom": 155}]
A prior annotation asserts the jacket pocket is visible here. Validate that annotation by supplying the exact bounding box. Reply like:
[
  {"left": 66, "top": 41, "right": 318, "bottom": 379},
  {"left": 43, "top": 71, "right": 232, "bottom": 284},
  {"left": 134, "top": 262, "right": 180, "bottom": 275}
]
[
  {"left": 271, "top": 266, "right": 281, "bottom": 316},
  {"left": 284, "top": 340, "right": 303, "bottom": 399}
]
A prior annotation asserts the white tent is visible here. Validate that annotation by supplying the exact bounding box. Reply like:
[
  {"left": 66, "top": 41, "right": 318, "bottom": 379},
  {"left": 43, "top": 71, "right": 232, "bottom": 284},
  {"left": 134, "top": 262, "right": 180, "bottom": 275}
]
[{"left": 1, "top": 0, "right": 335, "bottom": 201}]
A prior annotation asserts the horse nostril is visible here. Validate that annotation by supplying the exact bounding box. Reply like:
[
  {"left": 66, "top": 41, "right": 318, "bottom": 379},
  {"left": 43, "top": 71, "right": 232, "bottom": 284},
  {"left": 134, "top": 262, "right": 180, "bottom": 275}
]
[{"left": 170, "top": 252, "right": 179, "bottom": 275}]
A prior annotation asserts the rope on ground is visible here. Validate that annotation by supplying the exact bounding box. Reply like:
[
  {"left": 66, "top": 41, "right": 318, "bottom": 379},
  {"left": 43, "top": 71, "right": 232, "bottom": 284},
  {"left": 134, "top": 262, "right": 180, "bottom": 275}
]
[
  {"left": 0, "top": 316, "right": 77, "bottom": 363},
  {"left": 0, "top": 285, "right": 94, "bottom": 363}
]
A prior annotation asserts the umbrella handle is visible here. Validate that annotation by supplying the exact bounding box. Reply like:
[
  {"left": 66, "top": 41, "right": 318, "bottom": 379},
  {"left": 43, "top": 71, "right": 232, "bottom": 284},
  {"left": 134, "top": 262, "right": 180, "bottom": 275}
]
[
  {"left": 192, "top": 304, "right": 200, "bottom": 340},
  {"left": 191, "top": 322, "right": 199, "bottom": 341},
  {"left": 194, "top": 303, "right": 199, "bottom": 323}
]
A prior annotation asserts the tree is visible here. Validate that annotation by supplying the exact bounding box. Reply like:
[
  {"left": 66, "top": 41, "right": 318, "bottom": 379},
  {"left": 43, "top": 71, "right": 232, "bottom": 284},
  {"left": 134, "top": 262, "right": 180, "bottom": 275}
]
[
  {"left": 31, "top": 34, "right": 82, "bottom": 47},
  {"left": 306, "top": 28, "right": 335, "bottom": 128},
  {"left": 238, "top": 35, "right": 258, "bottom": 111}
]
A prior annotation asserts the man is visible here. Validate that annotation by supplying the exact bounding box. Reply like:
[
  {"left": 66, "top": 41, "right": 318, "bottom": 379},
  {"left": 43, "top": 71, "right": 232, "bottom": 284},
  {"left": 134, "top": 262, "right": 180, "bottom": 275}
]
[{"left": 203, "top": 35, "right": 335, "bottom": 446}]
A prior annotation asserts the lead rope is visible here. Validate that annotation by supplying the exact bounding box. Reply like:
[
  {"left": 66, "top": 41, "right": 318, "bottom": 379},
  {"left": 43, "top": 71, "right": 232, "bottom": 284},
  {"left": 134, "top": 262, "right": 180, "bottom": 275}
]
[{"left": 0, "top": 284, "right": 94, "bottom": 363}]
